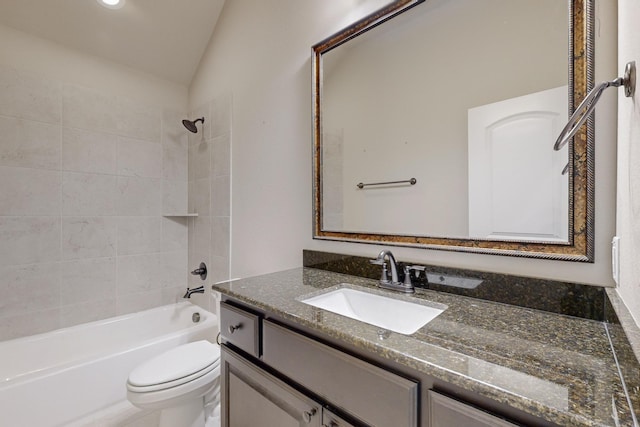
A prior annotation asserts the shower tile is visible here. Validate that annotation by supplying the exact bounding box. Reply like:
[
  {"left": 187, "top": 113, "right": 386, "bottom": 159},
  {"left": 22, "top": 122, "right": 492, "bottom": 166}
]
[
  {"left": 163, "top": 139, "right": 188, "bottom": 181},
  {"left": 189, "top": 216, "right": 211, "bottom": 260},
  {"left": 0, "top": 166, "right": 61, "bottom": 215},
  {"left": 161, "top": 217, "right": 188, "bottom": 252},
  {"left": 0, "top": 308, "right": 61, "bottom": 341},
  {"left": 162, "top": 109, "right": 188, "bottom": 182},
  {"left": 0, "top": 217, "right": 61, "bottom": 266},
  {"left": 188, "top": 216, "right": 211, "bottom": 288},
  {"left": 211, "top": 216, "right": 230, "bottom": 258},
  {"left": 62, "top": 127, "right": 117, "bottom": 175},
  {"left": 62, "top": 172, "right": 118, "bottom": 216},
  {"left": 211, "top": 133, "right": 230, "bottom": 177},
  {"left": 117, "top": 136, "right": 162, "bottom": 178},
  {"left": 60, "top": 257, "right": 116, "bottom": 305},
  {"left": 186, "top": 291, "right": 210, "bottom": 312},
  {"left": 62, "top": 85, "right": 161, "bottom": 142},
  {"left": 0, "top": 262, "right": 61, "bottom": 317},
  {"left": 116, "top": 253, "right": 164, "bottom": 295},
  {"left": 162, "top": 179, "right": 188, "bottom": 214},
  {"left": 211, "top": 174, "right": 230, "bottom": 216},
  {"left": 189, "top": 178, "right": 210, "bottom": 215},
  {"left": 188, "top": 137, "right": 211, "bottom": 181},
  {"left": 117, "top": 176, "right": 162, "bottom": 216},
  {"left": 0, "top": 117, "right": 61, "bottom": 170},
  {"left": 209, "top": 255, "right": 230, "bottom": 284},
  {"left": 116, "top": 289, "right": 175, "bottom": 315},
  {"left": 117, "top": 216, "right": 162, "bottom": 256},
  {"left": 0, "top": 66, "right": 61, "bottom": 124},
  {"left": 60, "top": 298, "right": 116, "bottom": 328},
  {"left": 61, "top": 216, "right": 117, "bottom": 260},
  {"left": 161, "top": 251, "right": 187, "bottom": 288}
]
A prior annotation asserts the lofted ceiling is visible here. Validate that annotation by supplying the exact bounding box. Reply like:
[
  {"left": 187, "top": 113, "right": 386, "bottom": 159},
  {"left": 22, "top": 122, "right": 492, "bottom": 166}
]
[{"left": 0, "top": 0, "right": 226, "bottom": 86}]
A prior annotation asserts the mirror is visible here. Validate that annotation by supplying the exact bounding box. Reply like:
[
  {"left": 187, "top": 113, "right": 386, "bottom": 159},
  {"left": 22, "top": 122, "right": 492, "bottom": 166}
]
[{"left": 312, "top": 0, "right": 594, "bottom": 261}]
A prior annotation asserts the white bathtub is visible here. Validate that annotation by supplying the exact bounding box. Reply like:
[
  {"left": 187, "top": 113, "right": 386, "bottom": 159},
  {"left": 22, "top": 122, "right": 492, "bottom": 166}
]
[{"left": 0, "top": 302, "right": 218, "bottom": 427}]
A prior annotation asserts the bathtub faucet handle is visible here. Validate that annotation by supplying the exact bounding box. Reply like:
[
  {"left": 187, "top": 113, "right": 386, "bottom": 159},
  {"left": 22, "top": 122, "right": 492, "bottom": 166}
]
[
  {"left": 190, "top": 262, "right": 207, "bottom": 280},
  {"left": 183, "top": 285, "right": 205, "bottom": 299}
]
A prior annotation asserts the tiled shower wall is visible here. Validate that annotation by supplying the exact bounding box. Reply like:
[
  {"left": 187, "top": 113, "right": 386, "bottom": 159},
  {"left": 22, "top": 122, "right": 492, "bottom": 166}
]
[
  {"left": 0, "top": 65, "right": 189, "bottom": 340},
  {"left": 187, "top": 93, "right": 232, "bottom": 312}
]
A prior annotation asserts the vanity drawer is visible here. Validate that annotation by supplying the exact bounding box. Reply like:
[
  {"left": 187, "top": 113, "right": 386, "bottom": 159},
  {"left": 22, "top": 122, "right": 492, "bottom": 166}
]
[
  {"left": 262, "top": 320, "right": 418, "bottom": 427},
  {"left": 429, "top": 391, "right": 519, "bottom": 427},
  {"left": 220, "top": 302, "right": 261, "bottom": 358}
]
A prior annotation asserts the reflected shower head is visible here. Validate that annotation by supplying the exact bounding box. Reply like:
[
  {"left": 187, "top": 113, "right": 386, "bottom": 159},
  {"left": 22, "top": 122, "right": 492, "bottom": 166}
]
[{"left": 182, "top": 117, "right": 205, "bottom": 133}]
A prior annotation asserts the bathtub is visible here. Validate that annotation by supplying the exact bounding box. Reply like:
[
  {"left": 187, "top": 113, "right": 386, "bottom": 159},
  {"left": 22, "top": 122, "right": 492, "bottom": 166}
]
[{"left": 0, "top": 302, "right": 218, "bottom": 427}]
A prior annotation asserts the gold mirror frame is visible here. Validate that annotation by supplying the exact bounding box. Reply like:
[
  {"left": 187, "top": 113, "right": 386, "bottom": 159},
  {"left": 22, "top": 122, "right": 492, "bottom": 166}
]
[{"left": 312, "top": 0, "right": 594, "bottom": 262}]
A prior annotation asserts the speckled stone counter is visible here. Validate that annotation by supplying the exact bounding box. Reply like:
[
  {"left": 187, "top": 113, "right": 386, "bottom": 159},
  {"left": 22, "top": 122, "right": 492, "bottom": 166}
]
[{"left": 212, "top": 267, "right": 640, "bottom": 427}]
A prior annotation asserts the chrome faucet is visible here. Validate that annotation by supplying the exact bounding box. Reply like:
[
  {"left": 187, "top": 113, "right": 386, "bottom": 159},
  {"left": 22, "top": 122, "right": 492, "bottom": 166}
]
[
  {"left": 370, "top": 250, "right": 414, "bottom": 293},
  {"left": 183, "top": 286, "right": 204, "bottom": 298}
]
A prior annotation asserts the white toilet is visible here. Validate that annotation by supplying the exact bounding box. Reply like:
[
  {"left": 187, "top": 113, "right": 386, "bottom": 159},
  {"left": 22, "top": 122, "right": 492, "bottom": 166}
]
[{"left": 126, "top": 340, "right": 221, "bottom": 427}]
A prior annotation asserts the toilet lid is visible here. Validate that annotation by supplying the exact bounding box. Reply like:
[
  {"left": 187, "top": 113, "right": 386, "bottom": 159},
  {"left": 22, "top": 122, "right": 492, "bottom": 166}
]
[{"left": 128, "top": 340, "right": 220, "bottom": 387}]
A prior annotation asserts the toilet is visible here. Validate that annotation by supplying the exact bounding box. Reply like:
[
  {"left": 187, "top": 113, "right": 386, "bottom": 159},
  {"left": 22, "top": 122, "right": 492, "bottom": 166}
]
[{"left": 126, "top": 340, "right": 221, "bottom": 427}]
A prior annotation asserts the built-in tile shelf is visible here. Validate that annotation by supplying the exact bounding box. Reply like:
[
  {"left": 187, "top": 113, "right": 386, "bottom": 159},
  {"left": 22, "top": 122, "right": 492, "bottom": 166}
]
[{"left": 162, "top": 213, "right": 199, "bottom": 217}]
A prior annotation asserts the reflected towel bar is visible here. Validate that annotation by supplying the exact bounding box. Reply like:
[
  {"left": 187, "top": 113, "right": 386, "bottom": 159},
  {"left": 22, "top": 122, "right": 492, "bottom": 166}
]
[
  {"left": 554, "top": 61, "right": 636, "bottom": 152},
  {"left": 357, "top": 178, "right": 417, "bottom": 189}
]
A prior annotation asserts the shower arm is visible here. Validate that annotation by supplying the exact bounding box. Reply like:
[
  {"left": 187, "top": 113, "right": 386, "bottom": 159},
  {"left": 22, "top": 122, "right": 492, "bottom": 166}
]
[{"left": 554, "top": 61, "right": 636, "bottom": 152}]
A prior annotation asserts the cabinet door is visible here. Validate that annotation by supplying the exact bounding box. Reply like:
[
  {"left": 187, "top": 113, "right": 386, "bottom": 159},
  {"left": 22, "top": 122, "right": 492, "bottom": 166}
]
[
  {"left": 222, "top": 345, "right": 322, "bottom": 427},
  {"left": 263, "top": 320, "right": 418, "bottom": 427},
  {"left": 429, "top": 391, "right": 519, "bottom": 427}
]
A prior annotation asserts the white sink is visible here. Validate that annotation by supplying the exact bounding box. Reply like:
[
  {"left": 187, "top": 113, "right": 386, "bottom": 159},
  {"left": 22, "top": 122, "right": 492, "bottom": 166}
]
[{"left": 300, "top": 285, "right": 446, "bottom": 335}]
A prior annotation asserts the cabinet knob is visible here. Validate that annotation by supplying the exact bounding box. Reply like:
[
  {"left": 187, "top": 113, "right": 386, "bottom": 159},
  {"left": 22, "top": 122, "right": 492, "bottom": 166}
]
[
  {"left": 302, "top": 408, "right": 317, "bottom": 423},
  {"left": 228, "top": 324, "right": 242, "bottom": 334}
]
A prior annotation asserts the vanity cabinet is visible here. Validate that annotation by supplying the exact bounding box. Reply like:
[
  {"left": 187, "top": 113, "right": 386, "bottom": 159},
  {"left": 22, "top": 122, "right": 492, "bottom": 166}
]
[
  {"left": 220, "top": 298, "right": 551, "bottom": 427},
  {"left": 222, "top": 346, "right": 322, "bottom": 426}
]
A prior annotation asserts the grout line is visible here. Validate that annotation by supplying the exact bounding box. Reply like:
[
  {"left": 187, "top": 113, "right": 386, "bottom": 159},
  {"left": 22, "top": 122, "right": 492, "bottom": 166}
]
[{"left": 604, "top": 322, "right": 640, "bottom": 427}]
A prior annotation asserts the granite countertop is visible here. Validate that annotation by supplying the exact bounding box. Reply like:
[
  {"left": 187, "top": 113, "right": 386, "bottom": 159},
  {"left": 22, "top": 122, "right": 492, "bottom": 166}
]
[{"left": 212, "top": 267, "right": 637, "bottom": 427}]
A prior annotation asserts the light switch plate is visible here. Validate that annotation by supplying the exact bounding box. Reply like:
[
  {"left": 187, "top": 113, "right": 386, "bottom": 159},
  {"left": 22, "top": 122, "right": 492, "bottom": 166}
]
[{"left": 612, "top": 236, "right": 621, "bottom": 285}]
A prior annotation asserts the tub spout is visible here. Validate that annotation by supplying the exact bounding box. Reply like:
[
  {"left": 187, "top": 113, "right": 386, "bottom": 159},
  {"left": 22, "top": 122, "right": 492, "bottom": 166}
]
[{"left": 183, "top": 286, "right": 205, "bottom": 298}]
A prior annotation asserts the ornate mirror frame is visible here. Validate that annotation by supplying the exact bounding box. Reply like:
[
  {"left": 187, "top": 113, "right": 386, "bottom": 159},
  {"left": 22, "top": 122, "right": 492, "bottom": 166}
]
[{"left": 312, "top": 0, "right": 594, "bottom": 262}]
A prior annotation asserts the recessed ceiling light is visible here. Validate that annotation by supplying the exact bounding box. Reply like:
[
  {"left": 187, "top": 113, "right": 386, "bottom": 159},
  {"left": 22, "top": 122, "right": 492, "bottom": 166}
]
[{"left": 97, "top": 0, "right": 125, "bottom": 10}]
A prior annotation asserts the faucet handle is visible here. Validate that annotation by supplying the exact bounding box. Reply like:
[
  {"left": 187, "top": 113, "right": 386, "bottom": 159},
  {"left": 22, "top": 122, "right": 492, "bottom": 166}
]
[
  {"left": 190, "top": 262, "right": 207, "bottom": 280},
  {"left": 370, "top": 259, "right": 389, "bottom": 283},
  {"left": 403, "top": 265, "right": 426, "bottom": 286}
]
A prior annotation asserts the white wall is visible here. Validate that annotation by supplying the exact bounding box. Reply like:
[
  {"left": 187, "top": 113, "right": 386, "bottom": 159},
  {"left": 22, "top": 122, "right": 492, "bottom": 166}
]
[
  {"left": 616, "top": 0, "right": 640, "bottom": 326},
  {"left": 0, "top": 24, "right": 190, "bottom": 340},
  {"left": 190, "top": 0, "right": 617, "bottom": 286}
]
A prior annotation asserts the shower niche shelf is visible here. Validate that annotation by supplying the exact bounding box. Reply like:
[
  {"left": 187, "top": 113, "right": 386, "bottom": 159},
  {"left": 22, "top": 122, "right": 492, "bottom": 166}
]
[{"left": 162, "top": 213, "right": 199, "bottom": 217}]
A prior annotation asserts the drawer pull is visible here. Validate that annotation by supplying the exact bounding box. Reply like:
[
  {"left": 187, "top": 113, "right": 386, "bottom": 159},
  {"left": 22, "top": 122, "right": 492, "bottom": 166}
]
[
  {"left": 303, "top": 408, "right": 317, "bottom": 423},
  {"left": 228, "top": 323, "right": 242, "bottom": 334}
]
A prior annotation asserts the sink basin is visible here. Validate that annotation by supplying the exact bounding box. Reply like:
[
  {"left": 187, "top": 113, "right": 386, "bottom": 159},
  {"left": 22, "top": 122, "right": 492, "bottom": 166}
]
[{"left": 300, "top": 285, "right": 446, "bottom": 335}]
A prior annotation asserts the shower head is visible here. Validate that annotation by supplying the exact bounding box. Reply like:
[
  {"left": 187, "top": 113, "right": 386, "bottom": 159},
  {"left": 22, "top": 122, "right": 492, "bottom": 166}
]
[{"left": 182, "top": 117, "right": 205, "bottom": 133}]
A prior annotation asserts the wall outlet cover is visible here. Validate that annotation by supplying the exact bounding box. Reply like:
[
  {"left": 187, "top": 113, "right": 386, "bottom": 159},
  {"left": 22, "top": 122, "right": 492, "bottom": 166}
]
[{"left": 612, "top": 236, "right": 621, "bottom": 285}]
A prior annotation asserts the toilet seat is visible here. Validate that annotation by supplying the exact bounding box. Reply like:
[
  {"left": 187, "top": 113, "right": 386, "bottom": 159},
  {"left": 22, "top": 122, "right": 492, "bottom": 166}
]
[{"left": 127, "top": 340, "right": 221, "bottom": 393}]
